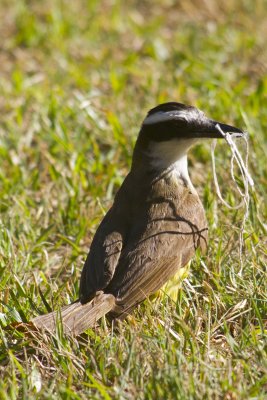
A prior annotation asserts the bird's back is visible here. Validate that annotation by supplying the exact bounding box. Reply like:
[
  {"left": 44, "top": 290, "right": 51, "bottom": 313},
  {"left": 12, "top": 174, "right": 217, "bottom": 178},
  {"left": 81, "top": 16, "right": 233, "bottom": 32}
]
[
  {"left": 81, "top": 168, "right": 208, "bottom": 317},
  {"left": 111, "top": 171, "right": 206, "bottom": 306}
]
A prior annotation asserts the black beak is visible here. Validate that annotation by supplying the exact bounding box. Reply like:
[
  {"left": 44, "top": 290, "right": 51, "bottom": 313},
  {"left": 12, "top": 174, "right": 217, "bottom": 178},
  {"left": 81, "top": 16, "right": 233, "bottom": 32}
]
[{"left": 199, "top": 119, "right": 244, "bottom": 139}]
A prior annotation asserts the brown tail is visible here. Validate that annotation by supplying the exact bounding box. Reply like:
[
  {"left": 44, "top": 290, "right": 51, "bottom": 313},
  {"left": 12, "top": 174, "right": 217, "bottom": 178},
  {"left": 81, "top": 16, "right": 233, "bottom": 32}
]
[{"left": 31, "top": 292, "right": 115, "bottom": 336}]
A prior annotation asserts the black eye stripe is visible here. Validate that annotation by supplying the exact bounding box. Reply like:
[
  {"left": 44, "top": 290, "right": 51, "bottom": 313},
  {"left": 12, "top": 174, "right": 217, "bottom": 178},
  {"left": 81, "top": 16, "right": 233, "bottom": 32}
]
[{"left": 140, "top": 120, "right": 199, "bottom": 142}]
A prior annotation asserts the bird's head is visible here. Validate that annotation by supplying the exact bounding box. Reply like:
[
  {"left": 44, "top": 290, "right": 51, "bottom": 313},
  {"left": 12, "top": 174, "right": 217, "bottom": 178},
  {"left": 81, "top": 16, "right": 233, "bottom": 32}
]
[{"left": 132, "top": 102, "right": 244, "bottom": 172}]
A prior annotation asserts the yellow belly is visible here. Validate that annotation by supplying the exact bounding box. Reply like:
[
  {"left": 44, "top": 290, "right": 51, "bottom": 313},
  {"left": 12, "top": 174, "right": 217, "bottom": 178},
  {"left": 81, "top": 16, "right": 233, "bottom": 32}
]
[{"left": 151, "top": 262, "right": 190, "bottom": 302}]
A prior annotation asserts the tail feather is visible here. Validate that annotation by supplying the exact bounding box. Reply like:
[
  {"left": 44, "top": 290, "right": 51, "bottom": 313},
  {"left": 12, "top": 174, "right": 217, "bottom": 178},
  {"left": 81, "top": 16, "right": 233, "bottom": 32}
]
[{"left": 32, "top": 292, "right": 115, "bottom": 336}]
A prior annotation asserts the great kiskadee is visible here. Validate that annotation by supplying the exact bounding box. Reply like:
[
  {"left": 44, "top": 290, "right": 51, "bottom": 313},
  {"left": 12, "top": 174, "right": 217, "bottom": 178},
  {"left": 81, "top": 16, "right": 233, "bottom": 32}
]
[{"left": 32, "top": 102, "right": 244, "bottom": 335}]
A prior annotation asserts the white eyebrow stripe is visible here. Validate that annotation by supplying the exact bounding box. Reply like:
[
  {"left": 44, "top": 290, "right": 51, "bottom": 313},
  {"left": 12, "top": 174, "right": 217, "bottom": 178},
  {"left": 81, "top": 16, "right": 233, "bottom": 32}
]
[{"left": 143, "top": 110, "right": 190, "bottom": 125}]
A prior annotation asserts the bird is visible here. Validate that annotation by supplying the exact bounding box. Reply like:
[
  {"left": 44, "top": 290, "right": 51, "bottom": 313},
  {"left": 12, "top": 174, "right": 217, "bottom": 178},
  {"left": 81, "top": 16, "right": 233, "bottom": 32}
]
[{"left": 32, "top": 102, "right": 244, "bottom": 335}]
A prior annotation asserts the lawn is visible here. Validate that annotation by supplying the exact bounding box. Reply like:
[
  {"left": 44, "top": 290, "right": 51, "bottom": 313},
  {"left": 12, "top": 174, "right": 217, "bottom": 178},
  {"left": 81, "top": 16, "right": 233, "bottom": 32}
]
[{"left": 0, "top": 0, "right": 266, "bottom": 399}]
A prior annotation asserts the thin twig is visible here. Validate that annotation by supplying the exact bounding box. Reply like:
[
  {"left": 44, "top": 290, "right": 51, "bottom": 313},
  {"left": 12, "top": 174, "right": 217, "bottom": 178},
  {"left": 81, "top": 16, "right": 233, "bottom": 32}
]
[{"left": 211, "top": 126, "right": 254, "bottom": 275}]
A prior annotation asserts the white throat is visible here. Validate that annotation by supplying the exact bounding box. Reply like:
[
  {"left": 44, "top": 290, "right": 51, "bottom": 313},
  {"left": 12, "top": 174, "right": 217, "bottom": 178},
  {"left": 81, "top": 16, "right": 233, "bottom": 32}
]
[{"left": 147, "top": 138, "right": 198, "bottom": 192}]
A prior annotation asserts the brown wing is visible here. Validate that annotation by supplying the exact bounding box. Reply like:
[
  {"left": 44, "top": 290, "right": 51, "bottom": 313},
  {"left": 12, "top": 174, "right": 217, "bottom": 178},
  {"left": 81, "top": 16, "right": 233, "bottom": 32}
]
[
  {"left": 79, "top": 174, "right": 133, "bottom": 303},
  {"left": 106, "top": 188, "right": 208, "bottom": 317},
  {"left": 80, "top": 172, "right": 207, "bottom": 313},
  {"left": 111, "top": 257, "right": 181, "bottom": 319},
  {"left": 79, "top": 208, "right": 124, "bottom": 303}
]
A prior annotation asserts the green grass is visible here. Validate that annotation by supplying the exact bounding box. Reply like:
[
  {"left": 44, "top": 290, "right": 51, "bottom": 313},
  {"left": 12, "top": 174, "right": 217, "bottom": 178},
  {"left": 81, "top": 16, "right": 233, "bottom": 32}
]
[{"left": 0, "top": 0, "right": 266, "bottom": 398}]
